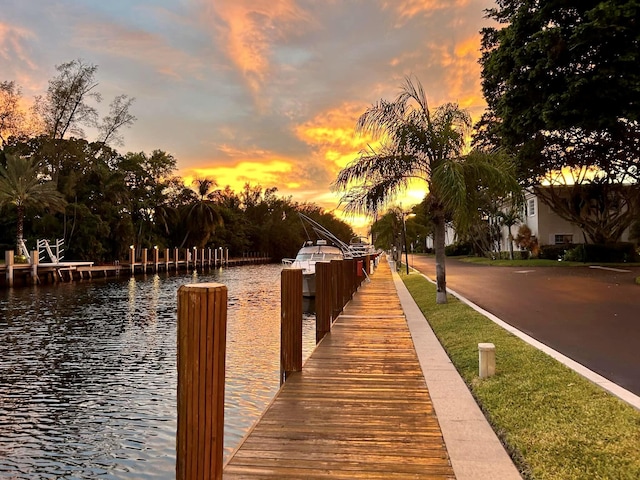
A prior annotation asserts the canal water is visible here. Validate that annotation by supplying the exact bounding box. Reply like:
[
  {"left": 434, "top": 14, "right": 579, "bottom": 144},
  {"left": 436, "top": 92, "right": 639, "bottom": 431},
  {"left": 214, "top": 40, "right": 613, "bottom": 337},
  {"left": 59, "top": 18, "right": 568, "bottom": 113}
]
[{"left": 0, "top": 264, "right": 316, "bottom": 479}]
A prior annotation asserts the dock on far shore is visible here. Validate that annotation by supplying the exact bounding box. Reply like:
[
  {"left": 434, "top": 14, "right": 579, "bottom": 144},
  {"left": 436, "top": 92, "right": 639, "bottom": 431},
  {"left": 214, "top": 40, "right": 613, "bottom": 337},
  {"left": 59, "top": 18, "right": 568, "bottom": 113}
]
[{"left": 1, "top": 247, "right": 271, "bottom": 288}]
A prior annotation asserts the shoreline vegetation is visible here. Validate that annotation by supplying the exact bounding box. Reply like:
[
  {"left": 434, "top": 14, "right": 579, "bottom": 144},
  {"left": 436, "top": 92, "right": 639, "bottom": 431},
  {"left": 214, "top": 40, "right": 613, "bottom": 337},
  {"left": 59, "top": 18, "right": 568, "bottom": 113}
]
[{"left": 401, "top": 271, "right": 640, "bottom": 479}]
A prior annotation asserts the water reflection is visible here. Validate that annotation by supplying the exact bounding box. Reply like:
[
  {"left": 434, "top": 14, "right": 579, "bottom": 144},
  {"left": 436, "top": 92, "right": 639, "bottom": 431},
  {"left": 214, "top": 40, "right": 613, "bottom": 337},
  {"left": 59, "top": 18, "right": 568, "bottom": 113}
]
[{"left": 0, "top": 264, "right": 315, "bottom": 479}]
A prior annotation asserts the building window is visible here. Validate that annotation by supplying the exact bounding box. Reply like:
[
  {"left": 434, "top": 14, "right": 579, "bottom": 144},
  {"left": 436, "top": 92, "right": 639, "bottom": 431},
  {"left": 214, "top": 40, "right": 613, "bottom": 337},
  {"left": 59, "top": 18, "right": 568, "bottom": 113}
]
[
  {"left": 527, "top": 198, "right": 536, "bottom": 216},
  {"left": 554, "top": 234, "right": 573, "bottom": 245}
]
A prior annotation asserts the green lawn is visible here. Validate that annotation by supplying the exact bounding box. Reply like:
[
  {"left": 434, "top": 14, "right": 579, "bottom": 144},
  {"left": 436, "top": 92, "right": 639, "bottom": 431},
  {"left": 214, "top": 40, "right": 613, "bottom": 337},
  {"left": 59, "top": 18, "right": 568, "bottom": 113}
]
[{"left": 402, "top": 272, "right": 640, "bottom": 480}]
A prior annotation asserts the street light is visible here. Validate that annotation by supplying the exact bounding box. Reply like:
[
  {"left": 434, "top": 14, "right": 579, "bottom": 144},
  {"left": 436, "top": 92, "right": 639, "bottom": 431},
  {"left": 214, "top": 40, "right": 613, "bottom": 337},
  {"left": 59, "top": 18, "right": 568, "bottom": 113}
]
[{"left": 402, "top": 211, "right": 416, "bottom": 274}]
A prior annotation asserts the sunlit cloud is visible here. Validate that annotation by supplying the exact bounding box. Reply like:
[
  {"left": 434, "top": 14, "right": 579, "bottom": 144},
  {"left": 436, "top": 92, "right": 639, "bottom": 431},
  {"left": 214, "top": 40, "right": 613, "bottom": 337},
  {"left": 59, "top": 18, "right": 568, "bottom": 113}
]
[
  {"left": 71, "top": 21, "right": 204, "bottom": 81},
  {"left": 182, "top": 155, "right": 297, "bottom": 194},
  {"left": 202, "top": 0, "right": 312, "bottom": 102},
  {"left": 0, "top": 22, "right": 39, "bottom": 90},
  {"left": 384, "top": 0, "right": 472, "bottom": 22}
]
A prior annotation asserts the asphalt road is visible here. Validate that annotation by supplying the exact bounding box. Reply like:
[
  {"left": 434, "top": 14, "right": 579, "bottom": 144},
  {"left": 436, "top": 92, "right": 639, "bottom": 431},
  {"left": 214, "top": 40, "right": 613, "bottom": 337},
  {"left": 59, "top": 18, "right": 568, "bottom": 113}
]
[{"left": 409, "top": 255, "right": 640, "bottom": 396}]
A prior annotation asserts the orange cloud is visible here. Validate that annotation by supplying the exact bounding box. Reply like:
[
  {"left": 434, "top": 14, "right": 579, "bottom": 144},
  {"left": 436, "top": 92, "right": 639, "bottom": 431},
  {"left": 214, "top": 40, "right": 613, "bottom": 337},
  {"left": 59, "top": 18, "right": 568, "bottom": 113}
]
[
  {"left": 0, "top": 22, "right": 38, "bottom": 74},
  {"left": 203, "top": 0, "right": 311, "bottom": 100},
  {"left": 71, "top": 21, "right": 202, "bottom": 81},
  {"left": 182, "top": 155, "right": 297, "bottom": 193},
  {"left": 384, "top": 0, "right": 472, "bottom": 22},
  {"left": 430, "top": 33, "right": 487, "bottom": 120},
  {"left": 295, "top": 102, "right": 377, "bottom": 172}
]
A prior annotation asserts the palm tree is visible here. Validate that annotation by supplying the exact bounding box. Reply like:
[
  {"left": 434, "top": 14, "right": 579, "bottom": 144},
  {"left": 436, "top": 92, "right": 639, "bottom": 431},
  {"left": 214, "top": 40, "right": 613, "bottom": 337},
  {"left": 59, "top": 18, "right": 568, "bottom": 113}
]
[
  {"left": 498, "top": 205, "right": 522, "bottom": 260},
  {"left": 0, "top": 154, "right": 66, "bottom": 255},
  {"left": 179, "top": 177, "right": 222, "bottom": 248},
  {"left": 333, "top": 77, "right": 520, "bottom": 303}
]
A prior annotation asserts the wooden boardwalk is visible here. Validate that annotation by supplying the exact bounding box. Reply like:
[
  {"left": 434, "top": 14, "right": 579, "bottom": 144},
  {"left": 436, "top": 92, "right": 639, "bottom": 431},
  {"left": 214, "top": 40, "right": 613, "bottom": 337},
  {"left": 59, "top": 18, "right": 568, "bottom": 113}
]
[{"left": 223, "top": 260, "right": 454, "bottom": 479}]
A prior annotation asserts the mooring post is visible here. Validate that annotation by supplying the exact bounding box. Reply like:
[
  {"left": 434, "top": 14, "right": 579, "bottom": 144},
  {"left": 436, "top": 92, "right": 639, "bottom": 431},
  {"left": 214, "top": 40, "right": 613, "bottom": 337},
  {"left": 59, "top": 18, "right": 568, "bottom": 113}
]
[
  {"left": 315, "top": 261, "right": 332, "bottom": 343},
  {"left": 153, "top": 246, "right": 159, "bottom": 272},
  {"left": 129, "top": 245, "right": 135, "bottom": 274},
  {"left": 330, "top": 259, "right": 342, "bottom": 319},
  {"left": 5, "top": 251, "right": 14, "bottom": 287},
  {"left": 281, "top": 268, "right": 302, "bottom": 384},
  {"left": 176, "top": 283, "right": 227, "bottom": 480},
  {"left": 30, "top": 250, "right": 39, "bottom": 284}
]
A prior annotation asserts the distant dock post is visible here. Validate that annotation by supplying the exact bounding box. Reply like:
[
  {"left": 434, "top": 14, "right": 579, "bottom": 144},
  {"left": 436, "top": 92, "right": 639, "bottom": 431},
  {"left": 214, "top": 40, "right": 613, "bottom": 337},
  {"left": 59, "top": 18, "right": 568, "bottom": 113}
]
[
  {"left": 176, "top": 283, "right": 227, "bottom": 480},
  {"left": 5, "top": 251, "right": 14, "bottom": 287},
  {"left": 281, "top": 268, "right": 303, "bottom": 383},
  {"left": 129, "top": 245, "right": 135, "bottom": 274}
]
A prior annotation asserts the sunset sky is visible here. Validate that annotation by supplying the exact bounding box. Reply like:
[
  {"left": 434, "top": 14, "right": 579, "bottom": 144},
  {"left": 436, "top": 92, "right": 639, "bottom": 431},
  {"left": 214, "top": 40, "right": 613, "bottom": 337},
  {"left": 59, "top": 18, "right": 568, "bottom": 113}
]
[{"left": 2, "top": 0, "right": 495, "bottom": 231}]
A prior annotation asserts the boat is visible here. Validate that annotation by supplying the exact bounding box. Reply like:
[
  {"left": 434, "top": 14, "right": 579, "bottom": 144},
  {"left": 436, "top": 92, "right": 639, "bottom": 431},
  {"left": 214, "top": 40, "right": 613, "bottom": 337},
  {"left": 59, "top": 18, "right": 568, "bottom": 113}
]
[
  {"left": 348, "top": 236, "right": 376, "bottom": 258},
  {"left": 282, "top": 239, "right": 344, "bottom": 297}
]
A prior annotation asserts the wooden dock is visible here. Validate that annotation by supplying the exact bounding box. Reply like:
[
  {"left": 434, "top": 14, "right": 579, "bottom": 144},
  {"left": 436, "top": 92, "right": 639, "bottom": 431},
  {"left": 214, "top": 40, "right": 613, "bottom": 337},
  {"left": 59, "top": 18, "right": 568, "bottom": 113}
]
[{"left": 223, "top": 260, "right": 454, "bottom": 479}]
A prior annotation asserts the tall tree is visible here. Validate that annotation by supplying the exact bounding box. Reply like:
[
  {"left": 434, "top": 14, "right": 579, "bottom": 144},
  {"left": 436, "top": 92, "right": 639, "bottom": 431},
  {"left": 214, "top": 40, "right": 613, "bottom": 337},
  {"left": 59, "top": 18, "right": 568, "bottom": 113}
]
[
  {"left": 0, "top": 154, "right": 66, "bottom": 255},
  {"left": 334, "top": 77, "right": 520, "bottom": 303},
  {"left": 0, "top": 81, "right": 26, "bottom": 146},
  {"left": 479, "top": 0, "right": 640, "bottom": 243},
  {"left": 34, "top": 59, "right": 101, "bottom": 140}
]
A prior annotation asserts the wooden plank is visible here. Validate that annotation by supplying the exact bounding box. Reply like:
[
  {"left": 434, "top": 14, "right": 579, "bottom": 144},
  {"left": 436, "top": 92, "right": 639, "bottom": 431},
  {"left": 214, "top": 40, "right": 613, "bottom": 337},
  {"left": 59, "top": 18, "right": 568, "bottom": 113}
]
[{"left": 223, "top": 259, "right": 454, "bottom": 479}]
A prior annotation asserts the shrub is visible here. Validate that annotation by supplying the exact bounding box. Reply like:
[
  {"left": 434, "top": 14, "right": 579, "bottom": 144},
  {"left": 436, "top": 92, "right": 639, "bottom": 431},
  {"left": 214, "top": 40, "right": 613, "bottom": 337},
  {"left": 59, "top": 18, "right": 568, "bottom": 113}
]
[
  {"left": 582, "top": 243, "right": 639, "bottom": 263},
  {"left": 539, "top": 243, "right": 575, "bottom": 260},
  {"left": 514, "top": 225, "right": 539, "bottom": 258},
  {"left": 445, "top": 242, "right": 474, "bottom": 256}
]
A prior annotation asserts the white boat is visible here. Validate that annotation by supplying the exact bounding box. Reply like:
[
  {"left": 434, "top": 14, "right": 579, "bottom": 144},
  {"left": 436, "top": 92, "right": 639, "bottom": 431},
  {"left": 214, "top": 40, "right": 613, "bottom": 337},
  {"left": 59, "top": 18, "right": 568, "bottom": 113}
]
[{"left": 282, "top": 240, "right": 344, "bottom": 297}]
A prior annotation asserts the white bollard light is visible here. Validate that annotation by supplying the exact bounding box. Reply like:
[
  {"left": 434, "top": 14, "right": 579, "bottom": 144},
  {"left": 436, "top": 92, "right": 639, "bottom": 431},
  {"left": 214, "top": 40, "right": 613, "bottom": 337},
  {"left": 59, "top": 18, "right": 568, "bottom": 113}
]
[{"left": 478, "top": 343, "right": 496, "bottom": 378}]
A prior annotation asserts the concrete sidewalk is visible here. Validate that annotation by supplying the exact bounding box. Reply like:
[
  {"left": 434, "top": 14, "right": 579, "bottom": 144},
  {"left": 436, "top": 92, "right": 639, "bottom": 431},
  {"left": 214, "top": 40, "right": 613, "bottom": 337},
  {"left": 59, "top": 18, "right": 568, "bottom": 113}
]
[{"left": 391, "top": 265, "right": 523, "bottom": 480}]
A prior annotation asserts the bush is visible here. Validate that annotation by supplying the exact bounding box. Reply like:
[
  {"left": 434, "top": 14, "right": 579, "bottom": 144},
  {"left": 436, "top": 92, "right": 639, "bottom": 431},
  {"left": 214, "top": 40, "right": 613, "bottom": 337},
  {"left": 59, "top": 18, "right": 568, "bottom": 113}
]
[
  {"left": 445, "top": 242, "right": 474, "bottom": 256},
  {"left": 554, "top": 243, "right": 638, "bottom": 263},
  {"left": 581, "top": 243, "right": 638, "bottom": 263},
  {"left": 539, "top": 243, "right": 575, "bottom": 260}
]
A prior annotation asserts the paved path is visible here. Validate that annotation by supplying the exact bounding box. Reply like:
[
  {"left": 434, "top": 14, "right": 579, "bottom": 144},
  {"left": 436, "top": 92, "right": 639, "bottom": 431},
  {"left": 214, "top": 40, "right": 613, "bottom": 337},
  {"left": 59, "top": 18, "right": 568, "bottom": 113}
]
[{"left": 409, "top": 255, "right": 640, "bottom": 396}]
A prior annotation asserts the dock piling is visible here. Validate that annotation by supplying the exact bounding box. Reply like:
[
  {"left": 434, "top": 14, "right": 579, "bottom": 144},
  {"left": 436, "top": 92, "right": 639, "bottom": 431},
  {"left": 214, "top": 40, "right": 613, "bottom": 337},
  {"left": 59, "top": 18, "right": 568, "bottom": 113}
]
[
  {"left": 176, "top": 283, "right": 227, "bottom": 480},
  {"left": 280, "top": 268, "right": 303, "bottom": 383}
]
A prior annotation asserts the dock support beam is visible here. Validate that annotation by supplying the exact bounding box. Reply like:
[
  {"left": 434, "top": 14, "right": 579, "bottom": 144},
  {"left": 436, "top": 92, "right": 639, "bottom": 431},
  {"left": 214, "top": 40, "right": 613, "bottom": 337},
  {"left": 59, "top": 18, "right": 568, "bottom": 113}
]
[
  {"left": 281, "top": 268, "right": 302, "bottom": 383},
  {"left": 176, "top": 283, "right": 227, "bottom": 480}
]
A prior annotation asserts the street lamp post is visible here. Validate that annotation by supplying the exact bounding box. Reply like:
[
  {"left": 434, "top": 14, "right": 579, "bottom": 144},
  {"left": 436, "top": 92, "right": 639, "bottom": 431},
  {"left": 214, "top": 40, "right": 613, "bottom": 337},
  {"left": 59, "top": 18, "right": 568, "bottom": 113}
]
[{"left": 402, "top": 211, "right": 416, "bottom": 275}]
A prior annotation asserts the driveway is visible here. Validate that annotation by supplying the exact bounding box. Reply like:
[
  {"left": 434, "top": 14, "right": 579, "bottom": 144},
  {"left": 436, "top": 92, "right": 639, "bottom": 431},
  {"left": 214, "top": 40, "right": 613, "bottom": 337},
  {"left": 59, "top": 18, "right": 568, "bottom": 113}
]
[{"left": 409, "top": 255, "right": 640, "bottom": 396}]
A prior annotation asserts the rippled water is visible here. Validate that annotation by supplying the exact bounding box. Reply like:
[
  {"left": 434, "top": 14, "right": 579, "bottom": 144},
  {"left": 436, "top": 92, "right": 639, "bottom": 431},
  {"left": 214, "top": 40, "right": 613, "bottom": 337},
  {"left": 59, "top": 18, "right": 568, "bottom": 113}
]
[{"left": 0, "top": 264, "right": 316, "bottom": 479}]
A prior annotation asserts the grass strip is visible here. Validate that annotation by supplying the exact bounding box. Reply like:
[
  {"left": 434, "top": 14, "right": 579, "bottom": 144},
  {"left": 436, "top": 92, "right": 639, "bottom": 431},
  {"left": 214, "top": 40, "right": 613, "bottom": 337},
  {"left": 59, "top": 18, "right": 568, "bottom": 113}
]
[{"left": 402, "top": 272, "right": 640, "bottom": 480}]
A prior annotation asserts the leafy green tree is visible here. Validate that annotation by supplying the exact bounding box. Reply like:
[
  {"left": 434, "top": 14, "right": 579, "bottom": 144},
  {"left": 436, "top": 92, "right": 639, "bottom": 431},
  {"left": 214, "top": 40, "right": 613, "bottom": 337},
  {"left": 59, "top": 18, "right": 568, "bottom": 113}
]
[
  {"left": 334, "top": 77, "right": 520, "bottom": 303},
  {"left": 0, "top": 154, "right": 66, "bottom": 254},
  {"left": 479, "top": 0, "right": 640, "bottom": 243}
]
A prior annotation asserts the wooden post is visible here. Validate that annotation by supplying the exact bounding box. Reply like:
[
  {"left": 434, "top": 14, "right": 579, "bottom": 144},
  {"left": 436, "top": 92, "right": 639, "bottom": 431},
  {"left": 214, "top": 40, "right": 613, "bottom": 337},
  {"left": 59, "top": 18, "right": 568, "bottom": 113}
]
[
  {"left": 281, "top": 268, "right": 303, "bottom": 383},
  {"left": 143, "top": 248, "right": 149, "bottom": 273},
  {"left": 5, "top": 250, "right": 14, "bottom": 287},
  {"left": 176, "top": 283, "right": 227, "bottom": 480},
  {"left": 330, "top": 259, "right": 342, "bottom": 319},
  {"left": 315, "top": 262, "right": 332, "bottom": 343},
  {"left": 174, "top": 247, "right": 179, "bottom": 271},
  {"left": 341, "top": 259, "right": 352, "bottom": 307},
  {"left": 153, "top": 246, "right": 159, "bottom": 272},
  {"left": 30, "top": 250, "right": 39, "bottom": 284},
  {"left": 129, "top": 246, "right": 135, "bottom": 274},
  {"left": 165, "top": 248, "right": 170, "bottom": 271}
]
